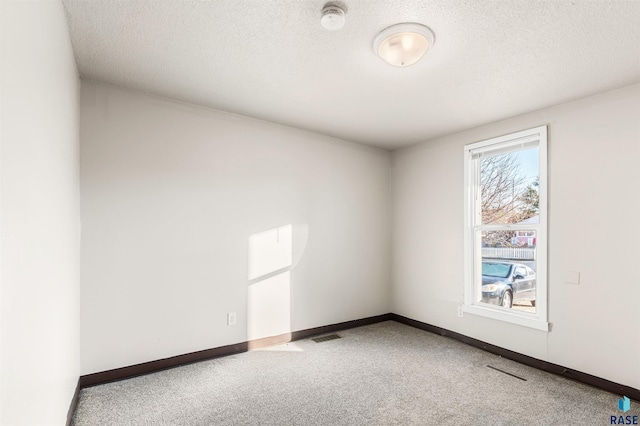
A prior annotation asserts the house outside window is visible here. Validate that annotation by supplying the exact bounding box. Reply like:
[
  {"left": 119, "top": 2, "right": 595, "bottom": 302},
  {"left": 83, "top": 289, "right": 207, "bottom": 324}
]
[
  {"left": 463, "top": 126, "right": 548, "bottom": 331},
  {"left": 513, "top": 216, "right": 538, "bottom": 246}
]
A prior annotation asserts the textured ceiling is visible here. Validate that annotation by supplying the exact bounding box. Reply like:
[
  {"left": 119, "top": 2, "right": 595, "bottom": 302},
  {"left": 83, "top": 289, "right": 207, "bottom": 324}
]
[{"left": 62, "top": 0, "right": 640, "bottom": 149}]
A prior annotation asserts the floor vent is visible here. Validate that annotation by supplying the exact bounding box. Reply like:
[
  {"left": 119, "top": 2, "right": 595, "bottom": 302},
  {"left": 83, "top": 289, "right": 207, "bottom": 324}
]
[
  {"left": 312, "top": 334, "right": 341, "bottom": 343},
  {"left": 486, "top": 365, "right": 527, "bottom": 381}
]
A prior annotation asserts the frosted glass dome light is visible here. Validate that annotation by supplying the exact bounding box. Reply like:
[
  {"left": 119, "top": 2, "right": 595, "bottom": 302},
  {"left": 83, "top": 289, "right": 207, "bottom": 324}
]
[{"left": 373, "top": 23, "right": 435, "bottom": 67}]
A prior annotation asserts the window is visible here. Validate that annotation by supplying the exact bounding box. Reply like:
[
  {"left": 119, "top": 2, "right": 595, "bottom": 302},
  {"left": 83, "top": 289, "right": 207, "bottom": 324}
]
[{"left": 463, "top": 126, "right": 548, "bottom": 331}]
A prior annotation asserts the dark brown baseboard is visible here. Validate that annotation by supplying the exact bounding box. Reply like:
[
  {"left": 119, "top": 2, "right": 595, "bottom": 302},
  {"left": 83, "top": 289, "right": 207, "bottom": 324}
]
[
  {"left": 74, "top": 311, "right": 639, "bottom": 418},
  {"left": 389, "top": 313, "right": 640, "bottom": 402},
  {"left": 66, "top": 378, "right": 81, "bottom": 426},
  {"left": 79, "top": 313, "right": 392, "bottom": 388}
]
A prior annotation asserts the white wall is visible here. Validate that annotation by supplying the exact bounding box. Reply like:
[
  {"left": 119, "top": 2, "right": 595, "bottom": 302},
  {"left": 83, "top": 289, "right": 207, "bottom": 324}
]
[
  {"left": 392, "top": 84, "right": 640, "bottom": 389},
  {"left": 80, "top": 82, "right": 391, "bottom": 374},
  {"left": 0, "top": 0, "right": 80, "bottom": 424}
]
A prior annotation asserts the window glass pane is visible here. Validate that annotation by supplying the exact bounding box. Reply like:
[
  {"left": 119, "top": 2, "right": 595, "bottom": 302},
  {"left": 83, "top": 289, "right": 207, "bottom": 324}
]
[
  {"left": 465, "top": 126, "right": 546, "bottom": 328},
  {"left": 479, "top": 230, "right": 537, "bottom": 313},
  {"left": 481, "top": 147, "right": 539, "bottom": 225}
]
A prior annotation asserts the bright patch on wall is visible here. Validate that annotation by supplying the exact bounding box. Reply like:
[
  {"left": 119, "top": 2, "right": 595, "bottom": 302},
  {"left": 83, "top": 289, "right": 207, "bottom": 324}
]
[
  {"left": 247, "top": 225, "right": 294, "bottom": 341},
  {"left": 248, "top": 224, "right": 292, "bottom": 280},
  {"left": 247, "top": 271, "right": 291, "bottom": 341}
]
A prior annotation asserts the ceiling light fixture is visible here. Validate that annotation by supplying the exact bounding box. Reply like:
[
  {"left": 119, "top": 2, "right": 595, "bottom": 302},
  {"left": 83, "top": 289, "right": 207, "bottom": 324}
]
[{"left": 373, "top": 23, "right": 435, "bottom": 67}]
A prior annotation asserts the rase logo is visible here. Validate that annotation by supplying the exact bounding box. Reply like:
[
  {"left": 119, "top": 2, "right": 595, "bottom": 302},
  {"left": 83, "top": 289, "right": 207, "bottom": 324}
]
[{"left": 610, "top": 396, "right": 638, "bottom": 425}]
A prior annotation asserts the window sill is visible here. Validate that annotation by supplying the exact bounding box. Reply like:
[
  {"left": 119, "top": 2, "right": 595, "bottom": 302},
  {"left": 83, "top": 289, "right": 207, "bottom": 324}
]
[{"left": 461, "top": 304, "right": 549, "bottom": 331}]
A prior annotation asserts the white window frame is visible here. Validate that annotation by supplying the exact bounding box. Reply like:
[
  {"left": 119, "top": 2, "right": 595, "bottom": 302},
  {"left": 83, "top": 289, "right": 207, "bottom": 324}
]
[{"left": 462, "top": 126, "right": 549, "bottom": 331}]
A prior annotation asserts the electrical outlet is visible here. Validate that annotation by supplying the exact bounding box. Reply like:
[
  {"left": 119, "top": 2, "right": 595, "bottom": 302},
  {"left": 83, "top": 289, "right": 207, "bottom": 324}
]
[
  {"left": 227, "top": 312, "right": 236, "bottom": 326},
  {"left": 457, "top": 306, "right": 464, "bottom": 317}
]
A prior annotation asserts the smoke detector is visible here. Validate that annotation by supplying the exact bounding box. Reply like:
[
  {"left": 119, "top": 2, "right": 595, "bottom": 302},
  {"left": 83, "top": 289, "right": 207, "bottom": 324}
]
[{"left": 321, "top": 4, "right": 345, "bottom": 31}]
